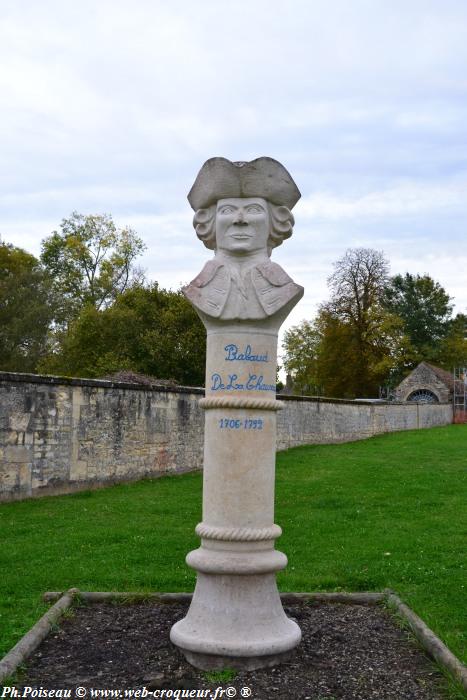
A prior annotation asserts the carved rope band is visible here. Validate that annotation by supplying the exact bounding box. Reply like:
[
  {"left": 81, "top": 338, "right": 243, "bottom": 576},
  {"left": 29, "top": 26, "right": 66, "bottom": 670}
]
[
  {"left": 195, "top": 522, "right": 282, "bottom": 542},
  {"left": 199, "top": 397, "right": 283, "bottom": 411}
]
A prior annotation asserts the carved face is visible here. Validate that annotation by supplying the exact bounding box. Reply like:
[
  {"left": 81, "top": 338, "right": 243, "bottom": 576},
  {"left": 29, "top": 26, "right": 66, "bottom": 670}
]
[{"left": 215, "top": 197, "right": 270, "bottom": 255}]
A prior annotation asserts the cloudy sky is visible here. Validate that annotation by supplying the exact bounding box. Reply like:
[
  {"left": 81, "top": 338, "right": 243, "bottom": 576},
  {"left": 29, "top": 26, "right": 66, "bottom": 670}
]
[{"left": 1, "top": 0, "right": 466, "bottom": 349}]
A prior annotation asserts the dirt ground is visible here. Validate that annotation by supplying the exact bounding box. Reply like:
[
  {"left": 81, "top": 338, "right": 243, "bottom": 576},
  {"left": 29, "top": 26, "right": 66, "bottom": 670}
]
[{"left": 15, "top": 600, "right": 448, "bottom": 700}]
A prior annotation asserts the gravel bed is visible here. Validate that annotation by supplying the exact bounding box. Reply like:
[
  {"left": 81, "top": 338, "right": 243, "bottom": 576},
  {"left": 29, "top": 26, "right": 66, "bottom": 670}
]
[{"left": 15, "top": 600, "right": 447, "bottom": 699}]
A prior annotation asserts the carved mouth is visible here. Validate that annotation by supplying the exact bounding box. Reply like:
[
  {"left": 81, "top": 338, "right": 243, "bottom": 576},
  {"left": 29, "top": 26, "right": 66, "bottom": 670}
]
[{"left": 231, "top": 233, "right": 253, "bottom": 239}]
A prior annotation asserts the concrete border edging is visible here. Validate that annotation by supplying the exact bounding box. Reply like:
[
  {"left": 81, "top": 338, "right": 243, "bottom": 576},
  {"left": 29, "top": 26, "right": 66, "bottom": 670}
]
[
  {"left": 385, "top": 590, "right": 467, "bottom": 691},
  {"left": 41, "top": 590, "right": 385, "bottom": 605},
  {"left": 1, "top": 589, "right": 466, "bottom": 691},
  {"left": 41, "top": 591, "right": 194, "bottom": 604},
  {"left": 280, "top": 591, "right": 385, "bottom": 605},
  {"left": 0, "top": 588, "right": 78, "bottom": 683}
]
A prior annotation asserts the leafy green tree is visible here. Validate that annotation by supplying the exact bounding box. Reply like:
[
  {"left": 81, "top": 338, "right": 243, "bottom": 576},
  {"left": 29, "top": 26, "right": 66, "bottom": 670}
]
[
  {"left": 282, "top": 320, "right": 322, "bottom": 394},
  {"left": 282, "top": 310, "right": 404, "bottom": 400},
  {"left": 314, "top": 311, "right": 356, "bottom": 398},
  {"left": 282, "top": 248, "right": 413, "bottom": 398},
  {"left": 41, "top": 212, "right": 146, "bottom": 325},
  {"left": 437, "top": 313, "right": 467, "bottom": 370},
  {"left": 313, "top": 306, "right": 410, "bottom": 398},
  {"left": 39, "top": 283, "right": 206, "bottom": 386},
  {"left": 383, "top": 273, "right": 452, "bottom": 364},
  {"left": 0, "top": 240, "right": 56, "bottom": 372},
  {"left": 321, "top": 247, "right": 396, "bottom": 396}
]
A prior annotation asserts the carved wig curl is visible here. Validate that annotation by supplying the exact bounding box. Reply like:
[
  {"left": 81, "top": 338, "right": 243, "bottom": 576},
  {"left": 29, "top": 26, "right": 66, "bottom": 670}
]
[{"left": 193, "top": 203, "right": 294, "bottom": 254}]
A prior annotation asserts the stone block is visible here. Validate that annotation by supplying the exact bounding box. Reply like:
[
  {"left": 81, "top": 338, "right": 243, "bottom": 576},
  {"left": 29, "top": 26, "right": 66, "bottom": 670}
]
[
  {"left": 9, "top": 411, "right": 31, "bottom": 431},
  {"left": 19, "top": 463, "right": 32, "bottom": 492},
  {"left": 4, "top": 431, "right": 19, "bottom": 445},
  {"left": 4, "top": 445, "right": 32, "bottom": 463},
  {"left": 0, "top": 466, "right": 18, "bottom": 491}
]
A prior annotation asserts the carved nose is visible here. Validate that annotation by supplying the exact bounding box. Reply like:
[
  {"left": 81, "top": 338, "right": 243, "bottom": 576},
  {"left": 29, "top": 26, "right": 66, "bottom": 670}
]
[{"left": 234, "top": 211, "right": 247, "bottom": 225}]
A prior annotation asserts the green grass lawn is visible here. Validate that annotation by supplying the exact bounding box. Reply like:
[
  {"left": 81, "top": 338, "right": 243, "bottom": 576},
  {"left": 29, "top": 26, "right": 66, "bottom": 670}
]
[{"left": 1, "top": 424, "right": 466, "bottom": 670}]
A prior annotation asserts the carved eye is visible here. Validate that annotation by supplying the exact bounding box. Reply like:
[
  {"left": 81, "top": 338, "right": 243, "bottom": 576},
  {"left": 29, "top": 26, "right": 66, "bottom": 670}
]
[
  {"left": 246, "top": 205, "right": 263, "bottom": 214},
  {"left": 219, "top": 206, "right": 234, "bottom": 214}
]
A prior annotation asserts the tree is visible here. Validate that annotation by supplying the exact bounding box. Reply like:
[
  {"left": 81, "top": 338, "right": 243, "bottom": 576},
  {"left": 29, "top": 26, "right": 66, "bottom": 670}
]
[
  {"left": 383, "top": 273, "right": 452, "bottom": 364},
  {"left": 326, "top": 248, "right": 390, "bottom": 321},
  {"left": 41, "top": 212, "right": 146, "bottom": 325},
  {"left": 281, "top": 248, "right": 412, "bottom": 398},
  {"left": 282, "top": 320, "right": 322, "bottom": 394},
  {"left": 39, "top": 283, "right": 206, "bottom": 386},
  {"left": 321, "top": 247, "right": 395, "bottom": 396},
  {"left": 314, "top": 305, "right": 411, "bottom": 398},
  {"left": 437, "top": 313, "right": 467, "bottom": 370},
  {"left": 313, "top": 310, "right": 356, "bottom": 398},
  {"left": 0, "top": 240, "right": 56, "bottom": 372}
]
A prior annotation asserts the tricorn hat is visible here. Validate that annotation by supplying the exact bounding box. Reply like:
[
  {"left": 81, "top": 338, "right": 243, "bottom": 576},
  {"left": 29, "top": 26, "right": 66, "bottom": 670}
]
[{"left": 188, "top": 157, "right": 301, "bottom": 211}]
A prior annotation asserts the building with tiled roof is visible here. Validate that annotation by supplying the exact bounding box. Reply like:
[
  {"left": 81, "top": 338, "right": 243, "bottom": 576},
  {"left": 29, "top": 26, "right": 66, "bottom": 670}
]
[{"left": 394, "top": 361, "right": 453, "bottom": 403}]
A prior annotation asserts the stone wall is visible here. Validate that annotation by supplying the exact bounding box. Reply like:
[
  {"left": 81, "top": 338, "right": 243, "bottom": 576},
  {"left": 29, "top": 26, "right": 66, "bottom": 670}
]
[
  {"left": 0, "top": 372, "right": 453, "bottom": 502},
  {"left": 0, "top": 373, "right": 204, "bottom": 502},
  {"left": 277, "top": 396, "right": 453, "bottom": 450}
]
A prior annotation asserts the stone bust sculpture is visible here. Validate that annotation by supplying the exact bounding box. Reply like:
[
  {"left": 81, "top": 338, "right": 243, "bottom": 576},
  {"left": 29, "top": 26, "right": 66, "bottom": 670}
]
[{"left": 183, "top": 157, "right": 304, "bottom": 321}]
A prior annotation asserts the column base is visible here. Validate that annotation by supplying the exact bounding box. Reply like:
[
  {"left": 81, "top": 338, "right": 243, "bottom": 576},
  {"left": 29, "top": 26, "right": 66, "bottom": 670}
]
[
  {"left": 170, "top": 571, "right": 301, "bottom": 670},
  {"left": 180, "top": 649, "right": 294, "bottom": 672}
]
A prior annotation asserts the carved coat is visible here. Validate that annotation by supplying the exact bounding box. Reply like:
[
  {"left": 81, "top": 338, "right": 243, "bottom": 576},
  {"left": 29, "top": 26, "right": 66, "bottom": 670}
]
[{"left": 183, "top": 259, "right": 303, "bottom": 320}]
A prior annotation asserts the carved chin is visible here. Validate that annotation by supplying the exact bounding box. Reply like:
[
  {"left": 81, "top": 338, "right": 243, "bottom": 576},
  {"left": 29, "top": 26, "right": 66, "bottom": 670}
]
[{"left": 222, "top": 242, "right": 258, "bottom": 254}]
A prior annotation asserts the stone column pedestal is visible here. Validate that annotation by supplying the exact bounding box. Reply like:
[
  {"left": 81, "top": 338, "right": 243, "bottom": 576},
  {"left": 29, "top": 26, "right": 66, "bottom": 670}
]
[{"left": 170, "top": 312, "right": 301, "bottom": 670}]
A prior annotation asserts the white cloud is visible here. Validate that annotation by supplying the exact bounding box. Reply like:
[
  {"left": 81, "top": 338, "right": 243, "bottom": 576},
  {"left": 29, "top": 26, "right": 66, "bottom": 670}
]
[
  {"left": 0, "top": 0, "right": 466, "bottom": 346},
  {"left": 299, "top": 180, "right": 467, "bottom": 220}
]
